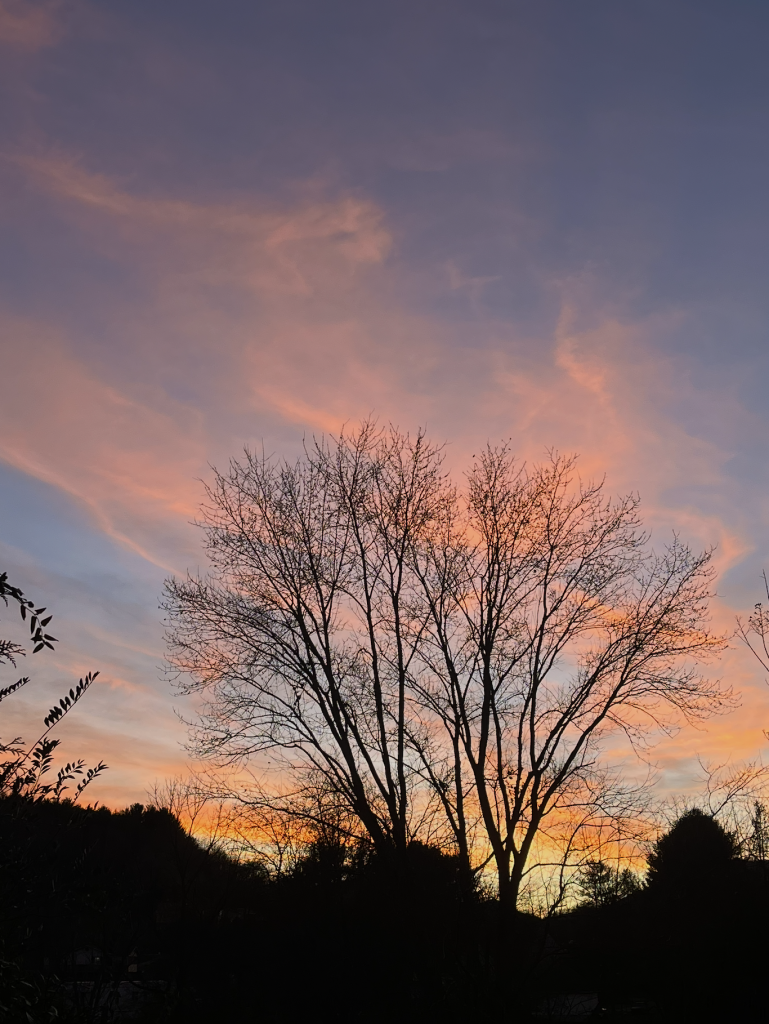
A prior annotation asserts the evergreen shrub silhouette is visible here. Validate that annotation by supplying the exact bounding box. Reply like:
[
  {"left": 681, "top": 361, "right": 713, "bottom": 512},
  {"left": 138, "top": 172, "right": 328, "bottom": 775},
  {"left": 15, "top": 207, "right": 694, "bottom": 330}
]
[{"left": 647, "top": 809, "right": 736, "bottom": 885}]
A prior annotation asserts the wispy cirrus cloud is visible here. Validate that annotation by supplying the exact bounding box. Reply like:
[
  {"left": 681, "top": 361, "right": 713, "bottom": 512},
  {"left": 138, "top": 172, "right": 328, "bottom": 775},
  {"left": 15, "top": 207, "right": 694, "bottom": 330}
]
[
  {"left": 0, "top": 154, "right": 397, "bottom": 564},
  {"left": 5, "top": 153, "right": 754, "bottom": 566},
  {"left": 3, "top": 152, "right": 766, "bottom": 803},
  {"left": 16, "top": 153, "right": 391, "bottom": 294},
  {"left": 0, "top": 315, "right": 207, "bottom": 571}
]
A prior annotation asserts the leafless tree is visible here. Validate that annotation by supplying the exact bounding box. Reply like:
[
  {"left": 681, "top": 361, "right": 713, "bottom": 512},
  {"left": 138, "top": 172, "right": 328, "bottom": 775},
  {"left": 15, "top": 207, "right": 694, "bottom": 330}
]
[
  {"left": 699, "top": 757, "right": 769, "bottom": 820},
  {"left": 147, "top": 773, "right": 231, "bottom": 851},
  {"left": 209, "top": 772, "right": 368, "bottom": 876},
  {"left": 409, "top": 446, "right": 730, "bottom": 906},
  {"left": 164, "top": 425, "right": 731, "bottom": 908},
  {"left": 164, "top": 424, "right": 452, "bottom": 863},
  {"left": 737, "top": 571, "right": 769, "bottom": 675}
]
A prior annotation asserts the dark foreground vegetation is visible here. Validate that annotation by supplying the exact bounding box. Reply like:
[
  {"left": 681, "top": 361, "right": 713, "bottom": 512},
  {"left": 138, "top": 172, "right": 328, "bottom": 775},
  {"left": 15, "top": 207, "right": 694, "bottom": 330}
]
[{"left": 2, "top": 797, "right": 768, "bottom": 1024}]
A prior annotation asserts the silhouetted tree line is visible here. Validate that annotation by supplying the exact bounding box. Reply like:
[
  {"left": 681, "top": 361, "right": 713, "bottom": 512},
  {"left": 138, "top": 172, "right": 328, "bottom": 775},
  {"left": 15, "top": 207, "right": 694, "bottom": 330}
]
[
  {"left": 0, "top": 794, "right": 497, "bottom": 1022},
  {"left": 0, "top": 797, "right": 265, "bottom": 1022},
  {"left": 544, "top": 807, "right": 769, "bottom": 1021},
  {"left": 3, "top": 792, "right": 769, "bottom": 1023}
]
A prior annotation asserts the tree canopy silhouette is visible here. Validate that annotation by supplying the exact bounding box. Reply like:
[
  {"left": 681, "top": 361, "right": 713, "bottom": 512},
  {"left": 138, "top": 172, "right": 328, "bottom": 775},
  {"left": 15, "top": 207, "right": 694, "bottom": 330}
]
[
  {"left": 575, "top": 857, "right": 640, "bottom": 907},
  {"left": 647, "top": 808, "right": 737, "bottom": 891}
]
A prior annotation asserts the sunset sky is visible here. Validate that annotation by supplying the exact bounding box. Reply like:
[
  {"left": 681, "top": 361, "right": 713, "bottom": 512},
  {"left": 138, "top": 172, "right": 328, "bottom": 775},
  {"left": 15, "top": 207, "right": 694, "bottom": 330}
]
[{"left": 3, "top": 0, "right": 769, "bottom": 806}]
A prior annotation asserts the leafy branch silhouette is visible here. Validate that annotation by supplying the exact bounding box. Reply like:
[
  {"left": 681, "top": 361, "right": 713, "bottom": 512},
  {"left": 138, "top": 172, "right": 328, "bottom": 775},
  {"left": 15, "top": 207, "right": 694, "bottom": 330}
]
[{"left": 0, "top": 572, "right": 107, "bottom": 801}]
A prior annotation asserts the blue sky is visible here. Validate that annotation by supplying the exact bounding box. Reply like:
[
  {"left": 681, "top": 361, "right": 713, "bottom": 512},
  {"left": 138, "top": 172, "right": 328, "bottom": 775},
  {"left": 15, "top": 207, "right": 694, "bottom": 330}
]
[{"left": 2, "top": 0, "right": 769, "bottom": 804}]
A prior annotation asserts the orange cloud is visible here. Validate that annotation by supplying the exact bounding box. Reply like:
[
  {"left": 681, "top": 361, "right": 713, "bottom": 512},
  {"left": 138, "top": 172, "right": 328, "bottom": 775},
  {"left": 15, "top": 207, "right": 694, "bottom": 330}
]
[
  {"left": 0, "top": 315, "right": 207, "bottom": 572},
  {"left": 486, "top": 308, "right": 738, "bottom": 547},
  {"left": 1, "top": 156, "right": 402, "bottom": 574},
  {"left": 5, "top": 158, "right": 756, "bottom": 576},
  {"left": 6, "top": 154, "right": 768, "bottom": 806}
]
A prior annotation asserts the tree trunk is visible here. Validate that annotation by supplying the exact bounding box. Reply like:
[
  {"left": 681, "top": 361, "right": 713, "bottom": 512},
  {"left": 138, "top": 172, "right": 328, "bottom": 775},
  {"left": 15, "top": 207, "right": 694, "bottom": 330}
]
[{"left": 496, "top": 850, "right": 515, "bottom": 909}]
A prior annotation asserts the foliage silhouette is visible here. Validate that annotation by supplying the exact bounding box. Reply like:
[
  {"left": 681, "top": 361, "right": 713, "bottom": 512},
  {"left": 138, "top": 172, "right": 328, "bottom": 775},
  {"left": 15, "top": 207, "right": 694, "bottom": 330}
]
[
  {"left": 646, "top": 807, "right": 737, "bottom": 893},
  {"left": 0, "top": 571, "right": 106, "bottom": 800},
  {"left": 0, "top": 572, "right": 107, "bottom": 1021},
  {"left": 746, "top": 799, "right": 769, "bottom": 860},
  {"left": 1, "top": 789, "right": 769, "bottom": 1022},
  {"left": 574, "top": 858, "right": 641, "bottom": 907}
]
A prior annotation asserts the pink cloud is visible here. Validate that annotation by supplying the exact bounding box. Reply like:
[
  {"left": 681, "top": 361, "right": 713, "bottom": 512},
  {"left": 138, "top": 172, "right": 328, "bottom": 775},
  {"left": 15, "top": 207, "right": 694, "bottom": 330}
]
[
  {"left": 0, "top": 0, "right": 60, "bottom": 51},
  {"left": 8, "top": 156, "right": 759, "bottom": 575},
  {"left": 5, "top": 154, "right": 768, "bottom": 805},
  {"left": 17, "top": 154, "right": 391, "bottom": 298},
  {"left": 0, "top": 316, "right": 208, "bottom": 571}
]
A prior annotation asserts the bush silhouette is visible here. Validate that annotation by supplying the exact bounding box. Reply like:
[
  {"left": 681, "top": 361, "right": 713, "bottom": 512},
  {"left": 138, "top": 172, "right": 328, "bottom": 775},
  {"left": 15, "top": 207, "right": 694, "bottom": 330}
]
[{"left": 647, "top": 808, "right": 737, "bottom": 894}]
